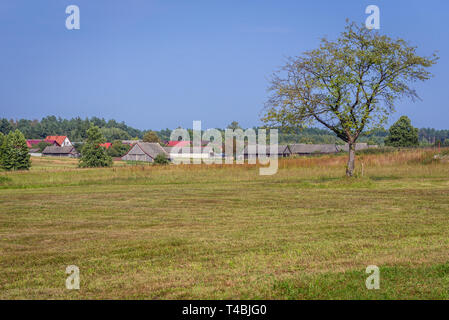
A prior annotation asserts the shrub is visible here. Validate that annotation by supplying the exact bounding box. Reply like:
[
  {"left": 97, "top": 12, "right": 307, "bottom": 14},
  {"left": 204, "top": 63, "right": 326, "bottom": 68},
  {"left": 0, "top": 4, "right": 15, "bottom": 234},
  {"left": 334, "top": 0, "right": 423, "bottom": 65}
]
[
  {"left": 385, "top": 116, "right": 419, "bottom": 147},
  {"left": 153, "top": 153, "right": 169, "bottom": 165},
  {"left": 79, "top": 126, "right": 112, "bottom": 168},
  {"left": 107, "top": 140, "right": 131, "bottom": 157}
]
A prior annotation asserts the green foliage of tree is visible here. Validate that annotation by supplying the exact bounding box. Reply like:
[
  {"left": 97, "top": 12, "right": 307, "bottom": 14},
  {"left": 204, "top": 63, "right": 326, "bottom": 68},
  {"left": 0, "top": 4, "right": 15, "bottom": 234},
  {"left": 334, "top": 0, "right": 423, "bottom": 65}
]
[
  {"left": 0, "top": 116, "right": 143, "bottom": 141},
  {"left": 227, "top": 121, "right": 242, "bottom": 130},
  {"left": 153, "top": 153, "right": 170, "bottom": 165},
  {"left": 262, "top": 21, "right": 438, "bottom": 176},
  {"left": 143, "top": 131, "right": 160, "bottom": 143},
  {"left": 79, "top": 126, "right": 112, "bottom": 168},
  {"left": 37, "top": 141, "right": 53, "bottom": 152},
  {"left": 107, "top": 140, "right": 131, "bottom": 157},
  {"left": 0, "top": 119, "right": 13, "bottom": 135},
  {"left": 157, "top": 128, "right": 171, "bottom": 142},
  {"left": 100, "top": 127, "right": 131, "bottom": 142},
  {"left": 385, "top": 116, "right": 419, "bottom": 147},
  {"left": 1, "top": 130, "right": 31, "bottom": 171},
  {"left": 0, "top": 132, "right": 5, "bottom": 165}
]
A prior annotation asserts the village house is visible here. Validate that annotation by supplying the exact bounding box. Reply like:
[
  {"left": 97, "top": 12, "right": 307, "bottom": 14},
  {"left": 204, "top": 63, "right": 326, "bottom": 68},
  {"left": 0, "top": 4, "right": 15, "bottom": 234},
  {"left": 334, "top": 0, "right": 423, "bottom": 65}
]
[
  {"left": 28, "top": 148, "right": 42, "bottom": 157},
  {"left": 337, "top": 143, "right": 378, "bottom": 152},
  {"left": 42, "top": 146, "right": 79, "bottom": 158},
  {"left": 45, "top": 136, "right": 73, "bottom": 147},
  {"left": 243, "top": 145, "right": 291, "bottom": 159},
  {"left": 26, "top": 139, "right": 49, "bottom": 148},
  {"left": 27, "top": 136, "right": 73, "bottom": 148},
  {"left": 122, "top": 140, "right": 142, "bottom": 145},
  {"left": 289, "top": 143, "right": 378, "bottom": 156},
  {"left": 121, "top": 142, "right": 168, "bottom": 162},
  {"left": 289, "top": 144, "right": 340, "bottom": 156},
  {"left": 164, "top": 146, "right": 216, "bottom": 160}
]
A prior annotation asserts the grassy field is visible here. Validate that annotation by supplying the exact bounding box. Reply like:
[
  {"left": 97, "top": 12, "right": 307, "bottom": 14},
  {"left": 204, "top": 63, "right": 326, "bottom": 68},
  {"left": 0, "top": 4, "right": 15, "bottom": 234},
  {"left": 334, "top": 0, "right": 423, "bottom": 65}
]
[{"left": 1, "top": 151, "right": 449, "bottom": 299}]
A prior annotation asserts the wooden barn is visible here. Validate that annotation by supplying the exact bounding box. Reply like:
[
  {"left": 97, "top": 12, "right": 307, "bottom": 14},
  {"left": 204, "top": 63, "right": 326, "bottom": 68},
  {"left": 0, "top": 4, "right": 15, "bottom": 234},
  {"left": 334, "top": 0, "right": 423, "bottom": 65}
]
[
  {"left": 289, "top": 144, "right": 340, "bottom": 156},
  {"left": 42, "top": 146, "right": 79, "bottom": 158},
  {"left": 243, "top": 145, "right": 291, "bottom": 159},
  {"left": 121, "top": 142, "right": 168, "bottom": 162}
]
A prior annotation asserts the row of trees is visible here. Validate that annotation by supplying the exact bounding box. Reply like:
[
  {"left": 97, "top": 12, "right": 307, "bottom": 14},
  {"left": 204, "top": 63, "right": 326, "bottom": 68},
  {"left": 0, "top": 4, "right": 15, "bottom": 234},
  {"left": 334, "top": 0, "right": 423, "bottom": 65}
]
[
  {"left": 1, "top": 115, "right": 446, "bottom": 149},
  {"left": 0, "top": 116, "right": 429, "bottom": 172},
  {"left": 0, "top": 116, "right": 143, "bottom": 142}
]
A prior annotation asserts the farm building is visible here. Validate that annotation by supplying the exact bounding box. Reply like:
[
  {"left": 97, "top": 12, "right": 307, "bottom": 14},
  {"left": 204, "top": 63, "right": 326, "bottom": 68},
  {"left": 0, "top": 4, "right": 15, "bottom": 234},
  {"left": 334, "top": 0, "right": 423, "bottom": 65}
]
[
  {"left": 122, "top": 140, "right": 141, "bottom": 145},
  {"left": 289, "top": 143, "right": 378, "bottom": 156},
  {"left": 28, "top": 148, "right": 42, "bottom": 157},
  {"left": 337, "top": 143, "right": 378, "bottom": 152},
  {"left": 167, "top": 140, "right": 191, "bottom": 147},
  {"left": 289, "top": 144, "right": 340, "bottom": 155},
  {"left": 243, "top": 145, "right": 291, "bottom": 159},
  {"left": 42, "top": 146, "right": 79, "bottom": 158},
  {"left": 164, "top": 146, "right": 216, "bottom": 160},
  {"left": 26, "top": 139, "right": 59, "bottom": 148},
  {"left": 45, "top": 136, "right": 72, "bottom": 147},
  {"left": 166, "top": 140, "right": 210, "bottom": 147},
  {"left": 121, "top": 142, "right": 168, "bottom": 162}
]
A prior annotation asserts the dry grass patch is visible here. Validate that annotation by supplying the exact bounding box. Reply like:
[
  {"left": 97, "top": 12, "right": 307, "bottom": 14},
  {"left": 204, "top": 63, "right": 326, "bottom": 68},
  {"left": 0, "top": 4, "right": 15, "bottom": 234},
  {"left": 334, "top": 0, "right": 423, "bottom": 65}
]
[{"left": 1, "top": 152, "right": 449, "bottom": 299}]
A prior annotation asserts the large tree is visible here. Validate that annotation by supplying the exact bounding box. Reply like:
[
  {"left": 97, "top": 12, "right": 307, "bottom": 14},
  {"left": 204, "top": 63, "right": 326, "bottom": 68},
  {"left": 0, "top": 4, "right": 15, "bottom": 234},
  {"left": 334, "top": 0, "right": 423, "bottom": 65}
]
[
  {"left": 79, "top": 126, "right": 112, "bottom": 168},
  {"left": 143, "top": 131, "right": 160, "bottom": 143},
  {"left": 262, "top": 21, "right": 437, "bottom": 176},
  {"left": 385, "top": 116, "right": 419, "bottom": 147}
]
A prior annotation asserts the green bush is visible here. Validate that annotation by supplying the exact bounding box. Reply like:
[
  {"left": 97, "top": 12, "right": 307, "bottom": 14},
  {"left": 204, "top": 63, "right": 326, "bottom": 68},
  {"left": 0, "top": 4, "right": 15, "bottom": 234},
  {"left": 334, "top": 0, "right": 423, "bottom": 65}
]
[
  {"left": 79, "top": 126, "right": 112, "bottom": 168},
  {"left": 153, "top": 153, "right": 170, "bottom": 165},
  {"left": 107, "top": 140, "right": 131, "bottom": 157},
  {"left": 385, "top": 116, "right": 419, "bottom": 147}
]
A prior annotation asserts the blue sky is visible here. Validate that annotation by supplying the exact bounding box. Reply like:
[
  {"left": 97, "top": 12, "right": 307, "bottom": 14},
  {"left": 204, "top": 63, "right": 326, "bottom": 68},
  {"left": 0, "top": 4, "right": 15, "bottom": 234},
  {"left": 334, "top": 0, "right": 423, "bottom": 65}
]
[{"left": 0, "top": 0, "right": 448, "bottom": 130}]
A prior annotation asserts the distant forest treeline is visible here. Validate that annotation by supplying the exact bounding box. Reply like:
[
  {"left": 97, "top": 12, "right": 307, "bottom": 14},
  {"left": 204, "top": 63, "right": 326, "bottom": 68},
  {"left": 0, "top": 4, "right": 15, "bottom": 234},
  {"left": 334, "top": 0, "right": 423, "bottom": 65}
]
[
  {"left": 0, "top": 116, "right": 143, "bottom": 142},
  {"left": 1, "top": 116, "right": 448, "bottom": 146}
]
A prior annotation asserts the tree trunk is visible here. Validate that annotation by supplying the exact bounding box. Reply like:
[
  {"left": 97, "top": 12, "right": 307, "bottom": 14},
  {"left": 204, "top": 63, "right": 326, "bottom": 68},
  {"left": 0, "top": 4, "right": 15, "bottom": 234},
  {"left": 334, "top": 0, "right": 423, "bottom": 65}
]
[{"left": 346, "top": 142, "right": 355, "bottom": 177}]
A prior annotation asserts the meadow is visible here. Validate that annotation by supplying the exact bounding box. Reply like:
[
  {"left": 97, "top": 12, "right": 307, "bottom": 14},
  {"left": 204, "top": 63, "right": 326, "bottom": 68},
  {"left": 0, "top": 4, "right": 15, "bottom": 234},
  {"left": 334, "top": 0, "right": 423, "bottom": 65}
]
[{"left": 1, "top": 150, "right": 449, "bottom": 299}]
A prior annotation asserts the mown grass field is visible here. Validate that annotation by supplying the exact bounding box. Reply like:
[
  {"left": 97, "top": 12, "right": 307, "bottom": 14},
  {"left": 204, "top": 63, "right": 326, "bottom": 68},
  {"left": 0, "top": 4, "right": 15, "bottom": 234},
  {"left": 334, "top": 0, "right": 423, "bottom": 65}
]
[{"left": 1, "top": 150, "right": 449, "bottom": 299}]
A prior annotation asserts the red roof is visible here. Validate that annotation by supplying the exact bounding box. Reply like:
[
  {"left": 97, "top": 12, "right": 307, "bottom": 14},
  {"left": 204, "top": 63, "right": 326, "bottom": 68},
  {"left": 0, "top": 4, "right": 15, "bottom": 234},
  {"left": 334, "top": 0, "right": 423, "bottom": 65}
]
[
  {"left": 167, "top": 141, "right": 191, "bottom": 147},
  {"left": 26, "top": 139, "right": 43, "bottom": 148},
  {"left": 45, "top": 136, "right": 67, "bottom": 146},
  {"left": 100, "top": 143, "right": 112, "bottom": 149}
]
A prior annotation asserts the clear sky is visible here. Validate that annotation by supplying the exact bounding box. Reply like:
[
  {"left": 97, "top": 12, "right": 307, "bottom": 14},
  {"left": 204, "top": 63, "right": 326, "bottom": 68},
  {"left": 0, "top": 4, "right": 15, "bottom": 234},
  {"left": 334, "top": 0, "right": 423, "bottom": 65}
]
[{"left": 0, "top": 0, "right": 448, "bottom": 130}]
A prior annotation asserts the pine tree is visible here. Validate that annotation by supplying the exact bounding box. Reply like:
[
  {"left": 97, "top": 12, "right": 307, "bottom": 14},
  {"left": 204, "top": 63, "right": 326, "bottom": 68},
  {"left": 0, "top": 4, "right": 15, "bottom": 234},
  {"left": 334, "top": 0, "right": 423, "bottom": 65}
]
[
  {"left": 1, "top": 130, "right": 31, "bottom": 170},
  {"left": 0, "top": 132, "right": 5, "bottom": 168},
  {"left": 385, "top": 116, "right": 419, "bottom": 147},
  {"left": 79, "top": 126, "right": 113, "bottom": 168}
]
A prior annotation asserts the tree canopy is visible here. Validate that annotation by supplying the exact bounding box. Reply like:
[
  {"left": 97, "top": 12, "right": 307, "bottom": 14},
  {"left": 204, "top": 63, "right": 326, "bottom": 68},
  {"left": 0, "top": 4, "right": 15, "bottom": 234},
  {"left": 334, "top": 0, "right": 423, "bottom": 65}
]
[
  {"left": 79, "top": 126, "right": 112, "bottom": 168},
  {"left": 385, "top": 116, "right": 419, "bottom": 147},
  {"left": 143, "top": 131, "right": 161, "bottom": 143},
  {"left": 262, "top": 21, "right": 438, "bottom": 176},
  {"left": 0, "top": 116, "right": 143, "bottom": 141}
]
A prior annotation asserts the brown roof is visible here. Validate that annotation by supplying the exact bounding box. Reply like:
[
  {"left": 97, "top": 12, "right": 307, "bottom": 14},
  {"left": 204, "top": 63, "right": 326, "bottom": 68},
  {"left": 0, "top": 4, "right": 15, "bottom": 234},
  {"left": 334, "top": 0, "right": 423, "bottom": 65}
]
[
  {"left": 243, "top": 145, "right": 290, "bottom": 155},
  {"left": 42, "top": 146, "right": 77, "bottom": 155},
  {"left": 123, "top": 142, "right": 168, "bottom": 159},
  {"left": 337, "top": 143, "right": 370, "bottom": 152},
  {"left": 289, "top": 144, "right": 339, "bottom": 154},
  {"left": 162, "top": 146, "right": 173, "bottom": 153}
]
